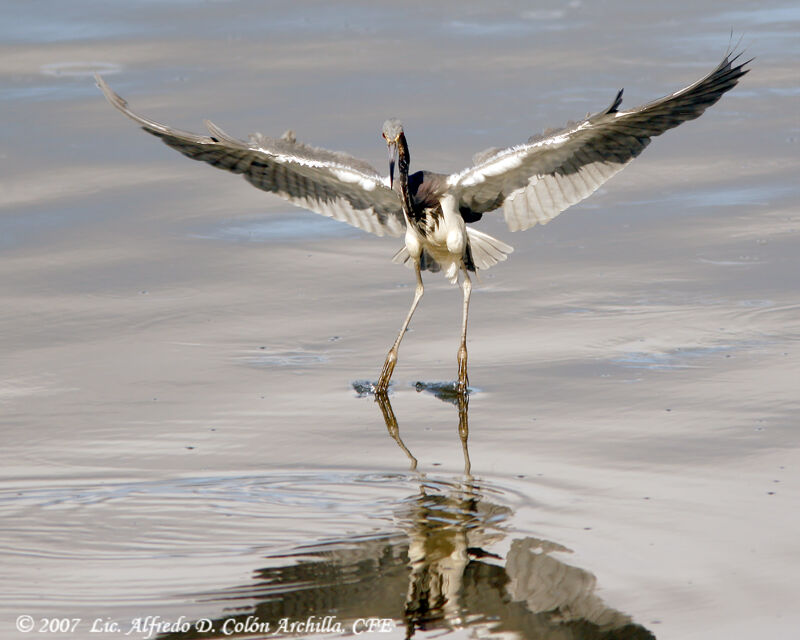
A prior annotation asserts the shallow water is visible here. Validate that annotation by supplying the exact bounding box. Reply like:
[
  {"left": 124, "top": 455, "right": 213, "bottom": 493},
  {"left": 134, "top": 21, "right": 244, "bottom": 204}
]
[{"left": 2, "top": 1, "right": 799, "bottom": 639}]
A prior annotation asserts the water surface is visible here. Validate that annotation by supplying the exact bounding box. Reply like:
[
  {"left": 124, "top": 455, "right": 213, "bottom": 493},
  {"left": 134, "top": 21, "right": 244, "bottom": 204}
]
[{"left": 1, "top": 1, "right": 799, "bottom": 639}]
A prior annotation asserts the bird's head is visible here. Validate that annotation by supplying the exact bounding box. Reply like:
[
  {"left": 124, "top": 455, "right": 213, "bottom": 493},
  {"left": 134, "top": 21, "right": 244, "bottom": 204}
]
[{"left": 382, "top": 118, "right": 404, "bottom": 188}]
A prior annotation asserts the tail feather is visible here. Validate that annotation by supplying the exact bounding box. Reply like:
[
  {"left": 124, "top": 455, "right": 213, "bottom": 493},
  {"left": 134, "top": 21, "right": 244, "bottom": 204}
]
[
  {"left": 391, "top": 245, "right": 409, "bottom": 265},
  {"left": 392, "top": 229, "right": 513, "bottom": 277},
  {"left": 467, "top": 228, "right": 513, "bottom": 270}
]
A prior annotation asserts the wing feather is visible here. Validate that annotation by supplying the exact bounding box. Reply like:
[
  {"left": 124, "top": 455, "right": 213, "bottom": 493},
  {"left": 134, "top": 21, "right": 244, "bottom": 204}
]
[
  {"left": 448, "top": 51, "right": 751, "bottom": 232},
  {"left": 96, "top": 75, "right": 405, "bottom": 238}
]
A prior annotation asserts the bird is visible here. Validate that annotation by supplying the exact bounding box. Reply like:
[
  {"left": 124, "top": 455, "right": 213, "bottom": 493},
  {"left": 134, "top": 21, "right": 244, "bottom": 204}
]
[{"left": 95, "top": 49, "right": 750, "bottom": 395}]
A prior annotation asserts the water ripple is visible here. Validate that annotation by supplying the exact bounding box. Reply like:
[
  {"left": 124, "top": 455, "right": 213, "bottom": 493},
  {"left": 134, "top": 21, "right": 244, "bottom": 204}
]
[{"left": 0, "top": 471, "right": 515, "bottom": 562}]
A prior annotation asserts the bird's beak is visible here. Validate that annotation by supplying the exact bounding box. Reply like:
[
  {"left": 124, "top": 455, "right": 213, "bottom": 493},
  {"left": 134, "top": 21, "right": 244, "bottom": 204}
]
[{"left": 387, "top": 139, "right": 397, "bottom": 189}]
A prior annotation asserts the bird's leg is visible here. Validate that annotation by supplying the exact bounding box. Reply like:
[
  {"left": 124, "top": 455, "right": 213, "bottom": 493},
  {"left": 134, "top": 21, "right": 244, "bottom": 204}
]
[
  {"left": 456, "top": 270, "right": 472, "bottom": 394},
  {"left": 375, "top": 260, "right": 424, "bottom": 393}
]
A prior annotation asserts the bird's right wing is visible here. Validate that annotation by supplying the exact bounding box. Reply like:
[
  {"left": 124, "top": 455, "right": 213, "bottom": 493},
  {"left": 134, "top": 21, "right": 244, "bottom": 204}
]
[
  {"left": 447, "top": 51, "right": 751, "bottom": 232},
  {"left": 96, "top": 75, "right": 405, "bottom": 238}
]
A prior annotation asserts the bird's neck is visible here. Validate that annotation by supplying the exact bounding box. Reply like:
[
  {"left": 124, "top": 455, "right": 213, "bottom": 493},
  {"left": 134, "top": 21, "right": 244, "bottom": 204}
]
[
  {"left": 397, "top": 132, "right": 410, "bottom": 178},
  {"left": 397, "top": 132, "right": 415, "bottom": 217}
]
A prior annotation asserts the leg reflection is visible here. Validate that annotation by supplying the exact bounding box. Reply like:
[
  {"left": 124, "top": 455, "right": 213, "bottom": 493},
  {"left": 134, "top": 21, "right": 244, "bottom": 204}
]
[
  {"left": 375, "top": 391, "right": 418, "bottom": 470},
  {"left": 373, "top": 391, "right": 470, "bottom": 475},
  {"left": 456, "top": 392, "right": 470, "bottom": 477}
]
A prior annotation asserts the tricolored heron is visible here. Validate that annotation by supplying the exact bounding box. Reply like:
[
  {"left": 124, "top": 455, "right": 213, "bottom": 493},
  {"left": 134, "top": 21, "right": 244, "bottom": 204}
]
[{"left": 95, "top": 50, "right": 750, "bottom": 395}]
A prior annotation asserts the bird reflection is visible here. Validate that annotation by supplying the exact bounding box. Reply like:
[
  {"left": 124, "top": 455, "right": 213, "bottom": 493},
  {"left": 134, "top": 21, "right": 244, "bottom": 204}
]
[
  {"left": 157, "top": 395, "right": 654, "bottom": 640},
  {"left": 377, "top": 391, "right": 483, "bottom": 635}
]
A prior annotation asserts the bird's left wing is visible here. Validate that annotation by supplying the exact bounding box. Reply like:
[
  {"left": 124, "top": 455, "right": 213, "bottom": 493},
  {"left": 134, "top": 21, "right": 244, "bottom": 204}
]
[
  {"left": 95, "top": 75, "right": 405, "bottom": 237},
  {"left": 447, "top": 51, "right": 751, "bottom": 232}
]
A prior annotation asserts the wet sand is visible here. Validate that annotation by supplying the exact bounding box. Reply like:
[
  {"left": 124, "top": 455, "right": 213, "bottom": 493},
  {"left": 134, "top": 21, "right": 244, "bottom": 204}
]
[{"left": 2, "top": 1, "right": 799, "bottom": 639}]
